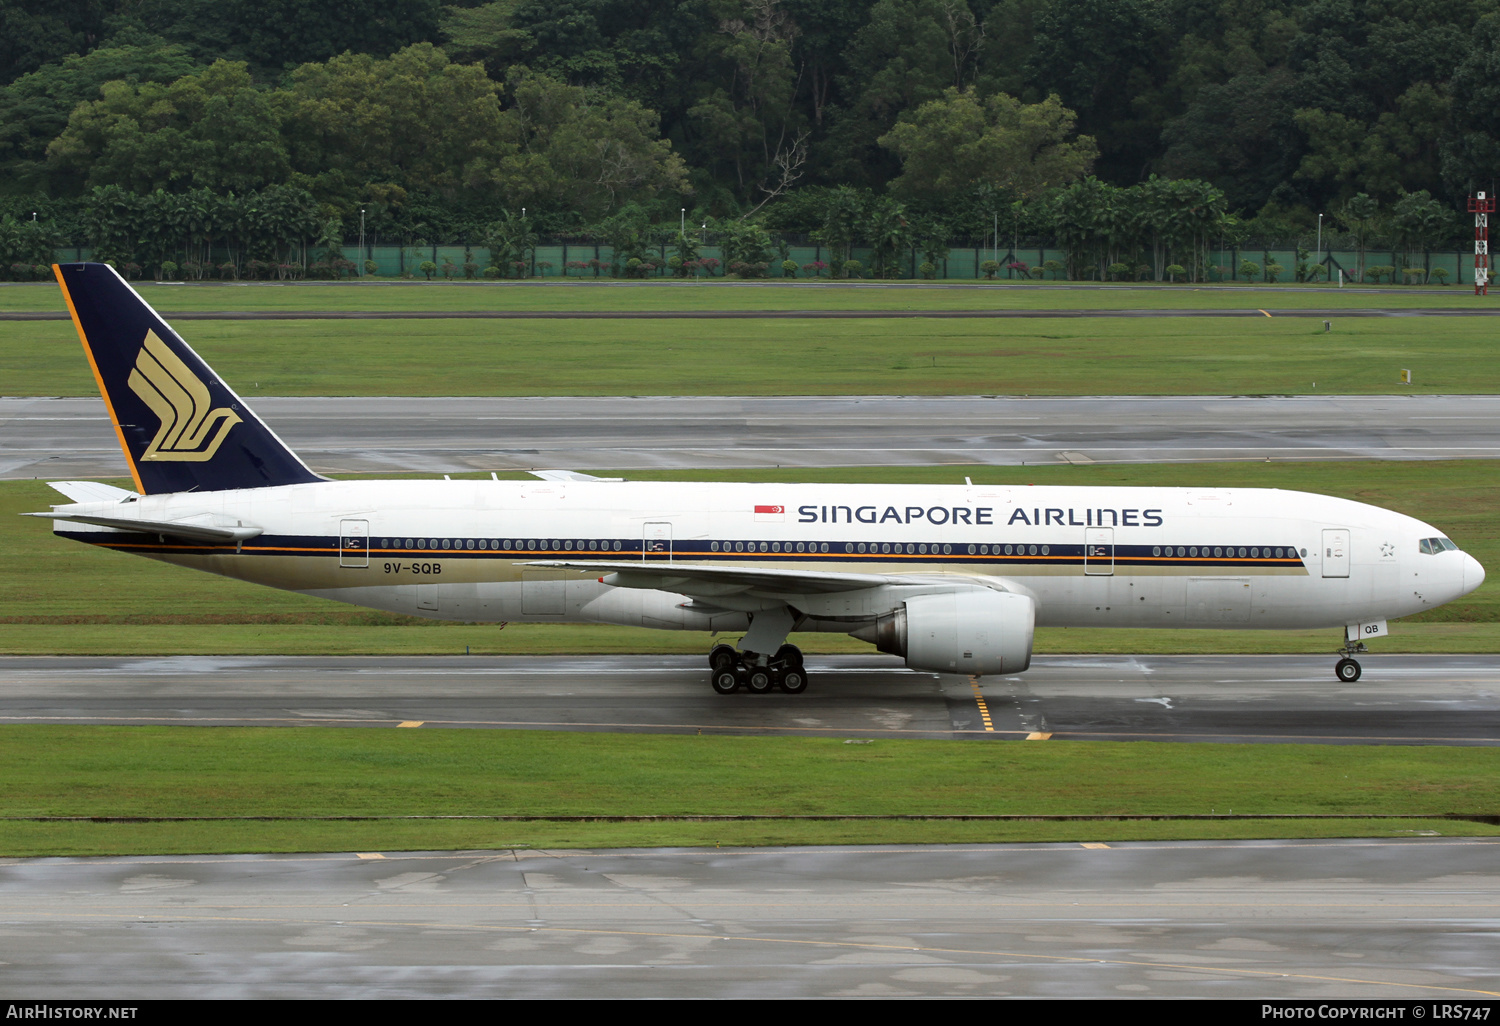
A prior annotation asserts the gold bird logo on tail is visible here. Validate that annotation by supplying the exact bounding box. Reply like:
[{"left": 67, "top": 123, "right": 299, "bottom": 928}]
[{"left": 128, "top": 330, "right": 242, "bottom": 462}]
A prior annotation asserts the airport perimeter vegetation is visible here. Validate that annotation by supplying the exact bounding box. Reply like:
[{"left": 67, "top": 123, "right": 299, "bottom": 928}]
[{"left": 3, "top": 277, "right": 1498, "bottom": 856}]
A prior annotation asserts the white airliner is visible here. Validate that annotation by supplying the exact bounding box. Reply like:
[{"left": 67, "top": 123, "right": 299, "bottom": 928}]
[{"left": 31, "top": 262, "right": 1485, "bottom": 692}]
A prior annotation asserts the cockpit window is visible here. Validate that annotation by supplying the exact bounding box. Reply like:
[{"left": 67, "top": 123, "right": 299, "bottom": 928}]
[{"left": 1420, "top": 537, "right": 1459, "bottom": 554}]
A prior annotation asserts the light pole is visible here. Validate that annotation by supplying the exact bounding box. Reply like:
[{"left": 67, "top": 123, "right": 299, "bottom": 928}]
[
  {"left": 359, "top": 208, "right": 365, "bottom": 277},
  {"left": 1316, "top": 213, "right": 1323, "bottom": 284}
]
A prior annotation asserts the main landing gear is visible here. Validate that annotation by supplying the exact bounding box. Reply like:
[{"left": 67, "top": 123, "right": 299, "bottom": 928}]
[
  {"left": 709, "top": 643, "right": 808, "bottom": 695},
  {"left": 1334, "top": 640, "right": 1368, "bottom": 682}
]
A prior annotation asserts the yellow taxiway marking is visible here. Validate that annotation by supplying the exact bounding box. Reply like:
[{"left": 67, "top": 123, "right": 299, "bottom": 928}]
[
  {"left": 1026, "top": 732, "right": 1052, "bottom": 741},
  {"left": 355, "top": 853, "right": 387, "bottom": 860},
  {"left": 1080, "top": 843, "right": 1111, "bottom": 849},
  {"left": 968, "top": 677, "right": 994, "bottom": 732},
  {"left": 1259, "top": 308, "right": 1272, "bottom": 317},
  {"left": 398, "top": 721, "right": 424, "bottom": 728}
]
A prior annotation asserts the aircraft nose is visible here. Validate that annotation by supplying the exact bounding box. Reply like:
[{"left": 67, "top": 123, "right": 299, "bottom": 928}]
[{"left": 1464, "top": 553, "right": 1486, "bottom": 595}]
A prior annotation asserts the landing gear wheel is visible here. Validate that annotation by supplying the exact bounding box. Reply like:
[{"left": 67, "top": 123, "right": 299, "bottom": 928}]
[
  {"left": 747, "top": 669, "right": 773, "bottom": 693},
  {"left": 712, "top": 670, "right": 740, "bottom": 694},
  {"left": 780, "top": 668, "right": 808, "bottom": 694},
  {"left": 1335, "top": 657, "right": 1362, "bottom": 682},
  {"left": 709, "top": 644, "right": 738, "bottom": 673},
  {"left": 774, "top": 644, "right": 804, "bottom": 668}
]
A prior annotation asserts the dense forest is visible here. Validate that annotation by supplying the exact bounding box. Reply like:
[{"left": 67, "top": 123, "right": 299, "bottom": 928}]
[{"left": 0, "top": 0, "right": 1494, "bottom": 276}]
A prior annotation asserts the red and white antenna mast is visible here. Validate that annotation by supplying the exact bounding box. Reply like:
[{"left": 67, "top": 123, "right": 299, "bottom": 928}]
[{"left": 1470, "top": 191, "right": 1494, "bottom": 295}]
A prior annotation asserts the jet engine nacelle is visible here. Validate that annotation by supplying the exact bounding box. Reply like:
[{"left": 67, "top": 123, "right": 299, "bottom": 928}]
[{"left": 863, "top": 589, "right": 1035, "bottom": 676}]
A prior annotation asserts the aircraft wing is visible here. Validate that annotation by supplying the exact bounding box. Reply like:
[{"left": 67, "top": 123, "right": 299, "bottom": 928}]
[
  {"left": 22, "top": 512, "right": 263, "bottom": 544},
  {"left": 526, "top": 559, "right": 909, "bottom": 598}
]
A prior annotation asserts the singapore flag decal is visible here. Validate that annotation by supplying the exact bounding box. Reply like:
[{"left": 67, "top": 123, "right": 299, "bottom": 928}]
[{"left": 754, "top": 504, "right": 785, "bottom": 522}]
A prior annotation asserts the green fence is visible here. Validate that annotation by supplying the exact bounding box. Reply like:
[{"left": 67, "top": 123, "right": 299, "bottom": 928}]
[{"left": 47, "top": 242, "right": 1485, "bottom": 284}]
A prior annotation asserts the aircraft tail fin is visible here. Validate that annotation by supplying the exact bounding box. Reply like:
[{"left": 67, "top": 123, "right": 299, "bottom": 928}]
[{"left": 53, "top": 262, "right": 324, "bottom": 494}]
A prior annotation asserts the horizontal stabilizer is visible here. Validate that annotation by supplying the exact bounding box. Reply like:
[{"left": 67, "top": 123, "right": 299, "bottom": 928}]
[
  {"left": 24, "top": 511, "right": 263, "bottom": 544},
  {"left": 46, "top": 481, "right": 138, "bottom": 503},
  {"left": 527, "top": 470, "right": 626, "bottom": 483}
]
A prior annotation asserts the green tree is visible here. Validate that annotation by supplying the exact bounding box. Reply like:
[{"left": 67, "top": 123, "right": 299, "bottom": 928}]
[
  {"left": 1391, "top": 189, "right": 1458, "bottom": 281},
  {"left": 1334, "top": 192, "right": 1380, "bottom": 282},
  {"left": 1023, "top": 0, "right": 1158, "bottom": 183},
  {"left": 511, "top": 68, "right": 689, "bottom": 215},
  {"left": 278, "top": 45, "right": 515, "bottom": 206},
  {"left": 0, "top": 37, "right": 199, "bottom": 192},
  {"left": 0, "top": 0, "right": 113, "bottom": 85},
  {"left": 1159, "top": 70, "right": 1302, "bottom": 217},
  {"left": 122, "top": 0, "right": 442, "bottom": 73},
  {"left": 46, "top": 60, "right": 290, "bottom": 196},
  {"left": 483, "top": 209, "right": 539, "bottom": 276},
  {"left": 686, "top": 0, "right": 807, "bottom": 212},
  {"left": 862, "top": 195, "right": 910, "bottom": 278},
  {"left": 1293, "top": 85, "right": 1450, "bottom": 204},
  {"left": 879, "top": 87, "right": 1096, "bottom": 203}
]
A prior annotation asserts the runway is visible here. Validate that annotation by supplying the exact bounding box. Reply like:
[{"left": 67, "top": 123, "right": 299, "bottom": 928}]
[
  {"left": 5, "top": 394, "right": 1498, "bottom": 479},
  {"left": 2, "top": 839, "right": 1497, "bottom": 998},
  {"left": 3, "top": 654, "right": 1497, "bottom": 745}
]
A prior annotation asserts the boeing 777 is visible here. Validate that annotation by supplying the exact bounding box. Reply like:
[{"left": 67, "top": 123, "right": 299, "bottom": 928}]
[{"left": 29, "top": 262, "right": 1486, "bottom": 693}]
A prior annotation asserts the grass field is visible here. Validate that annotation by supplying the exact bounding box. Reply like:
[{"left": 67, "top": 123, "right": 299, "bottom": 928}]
[
  {"left": 3, "top": 277, "right": 1494, "bottom": 314},
  {"left": 4, "top": 460, "right": 1494, "bottom": 655},
  {"left": 2, "top": 726, "right": 1496, "bottom": 855},
  {"left": 3, "top": 312, "right": 1491, "bottom": 396}
]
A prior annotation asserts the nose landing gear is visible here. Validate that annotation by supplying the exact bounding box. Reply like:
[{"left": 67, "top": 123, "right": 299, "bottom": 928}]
[{"left": 706, "top": 643, "right": 807, "bottom": 694}]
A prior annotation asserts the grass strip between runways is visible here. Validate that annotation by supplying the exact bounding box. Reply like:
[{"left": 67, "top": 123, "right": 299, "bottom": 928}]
[{"left": 1, "top": 725, "right": 1497, "bottom": 855}]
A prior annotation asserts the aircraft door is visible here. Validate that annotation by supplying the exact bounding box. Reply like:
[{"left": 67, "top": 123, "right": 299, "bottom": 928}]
[
  {"left": 1322, "top": 528, "right": 1350, "bottom": 578},
  {"left": 339, "top": 518, "right": 369, "bottom": 568},
  {"left": 643, "top": 521, "right": 673, "bottom": 561},
  {"left": 1084, "top": 527, "right": 1114, "bottom": 576}
]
